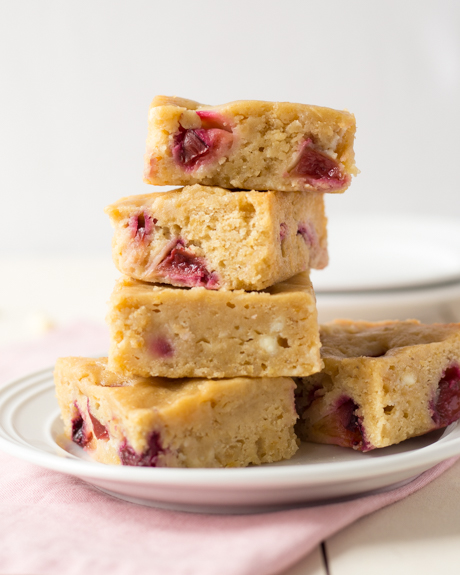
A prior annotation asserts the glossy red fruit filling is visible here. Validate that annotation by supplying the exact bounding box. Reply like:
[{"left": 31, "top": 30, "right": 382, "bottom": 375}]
[
  {"left": 71, "top": 405, "right": 92, "bottom": 448},
  {"left": 181, "top": 129, "right": 210, "bottom": 164},
  {"left": 279, "top": 222, "right": 288, "bottom": 241},
  {"left": 172, "top": 125, "right": 233, "bottom": 170},
  {"left": 291, "top": 139, "right": 348, "bottom": 190},
  {"left": 119, "top": 432, "right": 164, "bottom": 467},
  {"left": 156, "top": 241, "right": 219, "bottom": 288},
  {"left": 89, "top": 412, "right": 109, "bottom": 440},
  {"left": 149, "top": 336, "right": 174, "bottom": 358},
  {"left": 431, "top": 364, "right": 460, "bottom": 427},
  {"left": 129, "top": 212, "right": 157, "bottom": 241},
  {"left": 297, "top": 222, "right": 317, "bottom": 246}
]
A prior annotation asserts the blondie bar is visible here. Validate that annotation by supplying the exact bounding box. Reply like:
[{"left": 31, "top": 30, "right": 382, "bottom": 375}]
[
  {"left": 55, "top": 357, "right": 299, "bottom": 468},
  {"left": 295, "top": 320, "right": 460, "bottom": 451},
  {"left": 107, "top": 274, "right": 322, "bottom": 379},
  {"left": 105, "top": 185, "right": 328, "bottom": 291},
  {"left": 144, "top": 96, "right": 357, "bottom": 193}
]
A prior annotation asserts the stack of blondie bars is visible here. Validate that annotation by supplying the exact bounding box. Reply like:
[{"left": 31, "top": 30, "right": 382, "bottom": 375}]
[{"left": 55, "top": 96, "right": 460, "bottom": 467}]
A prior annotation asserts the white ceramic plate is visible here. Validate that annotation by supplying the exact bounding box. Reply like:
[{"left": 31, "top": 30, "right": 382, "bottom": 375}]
[
  {"left": 2, "top": 367, "right": 460, "bottom": 513},
  {"left": 315, "top": 280, "right": 460, "bottom": 324},
  {"left": 311, "top": 215, "right": 460, "bottom": 293},
  {"left": 310, "top": 214, "right": 460, "bottom": 324}
]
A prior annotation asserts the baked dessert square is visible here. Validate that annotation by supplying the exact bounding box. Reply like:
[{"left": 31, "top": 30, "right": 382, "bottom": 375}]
[
  {"left": 295, "top": 319, "right": 460, "bottom": 451},
  {"left": 107, "top": 273, "right": 322, "bottom": 379},
  {"left": 55, "top": 357, "right": 299, "bottom": 468},
  {"left": 144, "top": 96, "right": 357, "bottom": 193},
  {"left": 105, "top": 185, "right": 328, "bottom": 291}
]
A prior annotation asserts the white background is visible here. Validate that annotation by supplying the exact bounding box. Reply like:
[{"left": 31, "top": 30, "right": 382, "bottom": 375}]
[
  {"left": 1, "top": 7, "right": 460, "bottom": 572},
  {"left": 1, "top": 0, "right": 459, "bottom": 257}
]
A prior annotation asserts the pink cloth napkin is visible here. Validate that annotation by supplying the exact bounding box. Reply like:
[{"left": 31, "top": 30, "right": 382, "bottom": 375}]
[{"left": 0, "top": 322, "right": 457, "bottom": 575}]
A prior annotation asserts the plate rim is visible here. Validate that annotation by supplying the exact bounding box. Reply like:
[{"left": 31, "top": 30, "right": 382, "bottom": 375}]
[
  {"left": 311, "top": 214, "right": 460, "bottom": 293},
  {"left": 1, "top": 366, "right": 460, "bottom": 490}
]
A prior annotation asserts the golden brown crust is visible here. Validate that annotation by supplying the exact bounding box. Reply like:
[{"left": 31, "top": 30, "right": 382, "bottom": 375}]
[
  {"left": 296, "top": 320, "right": 460, "bottom": 450},
  {"left": 320, "top": 319, "right": 460, "bottom": 359},
  {"left": 55, "top": 357, "right": 299, "bottom": 468}
]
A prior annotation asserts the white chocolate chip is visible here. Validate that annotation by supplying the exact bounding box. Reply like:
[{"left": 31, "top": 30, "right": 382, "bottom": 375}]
[
  {"left": 259, "top": 335, "right": 277, "bottom": 354},
  {"left": 178, "top": 331, "right": 193, "bottom": 341},
  {"left": 402, "top": 373, "right": 416, "bottom": 386},
  {"left": 270, "top": 318, "right": 285, "bottom": 333},
  {"left": 286, "top": 120, "right": 302, "bottom": 134},
  {"left": 179, "top": 110, "right": 201, "bottom": 130}
]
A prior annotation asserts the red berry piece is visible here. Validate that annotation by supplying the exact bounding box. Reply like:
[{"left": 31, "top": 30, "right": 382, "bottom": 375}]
[
  {"left": 118, "top": 441, "right": 138, "bottom": 466},
  {"left": 431, "top": 364, "right": 460, "bottom": 427},
  {"left": 313, "top": 395, "right": 371, "bottom": 451},
  {"left": 129, "top": 212, "right": 157, "bottom": 241},
  {"left": 156, "top": 241, "right": 219, "bottom": 288},
  {"left": 144, "top": 154, "right": 157, "bottom": 181},
  {"left": 196, "top": 110, "right": 232, "bottom": 131},
  {"left": 71, "top": 404, "right": 92, "bottom": 448},
  {"left": 297, "top": 222, "right": 317, "bottom": 246},
  {"left": 149, "top": 336, "right": 174, "bottom": 358},
  {"left": 172, "top": 124, "right": 233, "bottom": 171},
  {"left": 181, "top": 130, "right": 210, "bottom": 164},
  {"left": 89, "top": 412, "right": 109, "bottom": 440},
  {"left": 119, "top": 432, "right": 163, "bottom": 467},
  {"left": 290, "top": 139, "right": 349, "bottom": 190},
  {"left": 279, "top": 222, "right": 288, "bottom": 241}
]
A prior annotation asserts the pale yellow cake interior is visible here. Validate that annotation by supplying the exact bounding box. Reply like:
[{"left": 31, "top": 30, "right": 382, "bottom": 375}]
[
  {"left": 107, "top": 273, "right": 323, "bottom": 379},
  {"left": 55, "top": 357, "right": 299, "bottom": 468},
  {"left": 144, "top": 96, "right": 357, "bottom": 193},
  {"left": 297, "top": 319, "right": 460, "bottom": 449},
  {"left": 105, "top": 185, "right": 328, "bottom": 291}
]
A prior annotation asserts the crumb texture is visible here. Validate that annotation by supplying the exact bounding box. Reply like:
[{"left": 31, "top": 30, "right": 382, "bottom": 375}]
[
  {"left": 144, "top": 97, "right": 357, "bottom": 193},
  {"left": 54, "top": 357, "right": 299, "bottom": 468},
  {"left": 105, "top": 185, "right": 328, "bottom": 291},
  {"left": 106, "top": 274, "right": 322, "bottom": 378},
  {"left": 295, "top": 319, "right": 460, "bottom": 451}
]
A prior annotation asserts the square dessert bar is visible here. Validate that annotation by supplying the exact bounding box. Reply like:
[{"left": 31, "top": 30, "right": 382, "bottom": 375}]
[
  {"left": 55, "top": 357, "right": 299, "bottom": 468},
  {"left": 105, "top": 185, "right": 328, "bottom": 291},
  {"left": 107, "top": 273, "right": 322, "bottom": 379},
  {"left": 295, "top": 319, "right": 460, "bottom": 452},
  {"left": 144, "top": 96, "right": 357, "bottom": 193}
]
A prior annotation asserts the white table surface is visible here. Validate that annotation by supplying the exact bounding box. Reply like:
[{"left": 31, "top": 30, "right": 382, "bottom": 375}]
[{"left": 2, "top": 256, "right": 460, "bottom": 575}]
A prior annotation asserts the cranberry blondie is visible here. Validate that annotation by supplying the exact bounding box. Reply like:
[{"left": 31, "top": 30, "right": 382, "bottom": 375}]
[
  {"left": 105, "top": 185, "right": 328, "bottom": 291},
  {"left": 295, "top": 319, "right": 460, "bottom": 451},
  {"left": 107, "top": 273, "right": 322, "bottom": 379},
  {"left": 55, "top": 357, "right": 299, "bottom": 468},
  {"left": 144, "top": 96, "right": 357, "bottom": 193}
]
